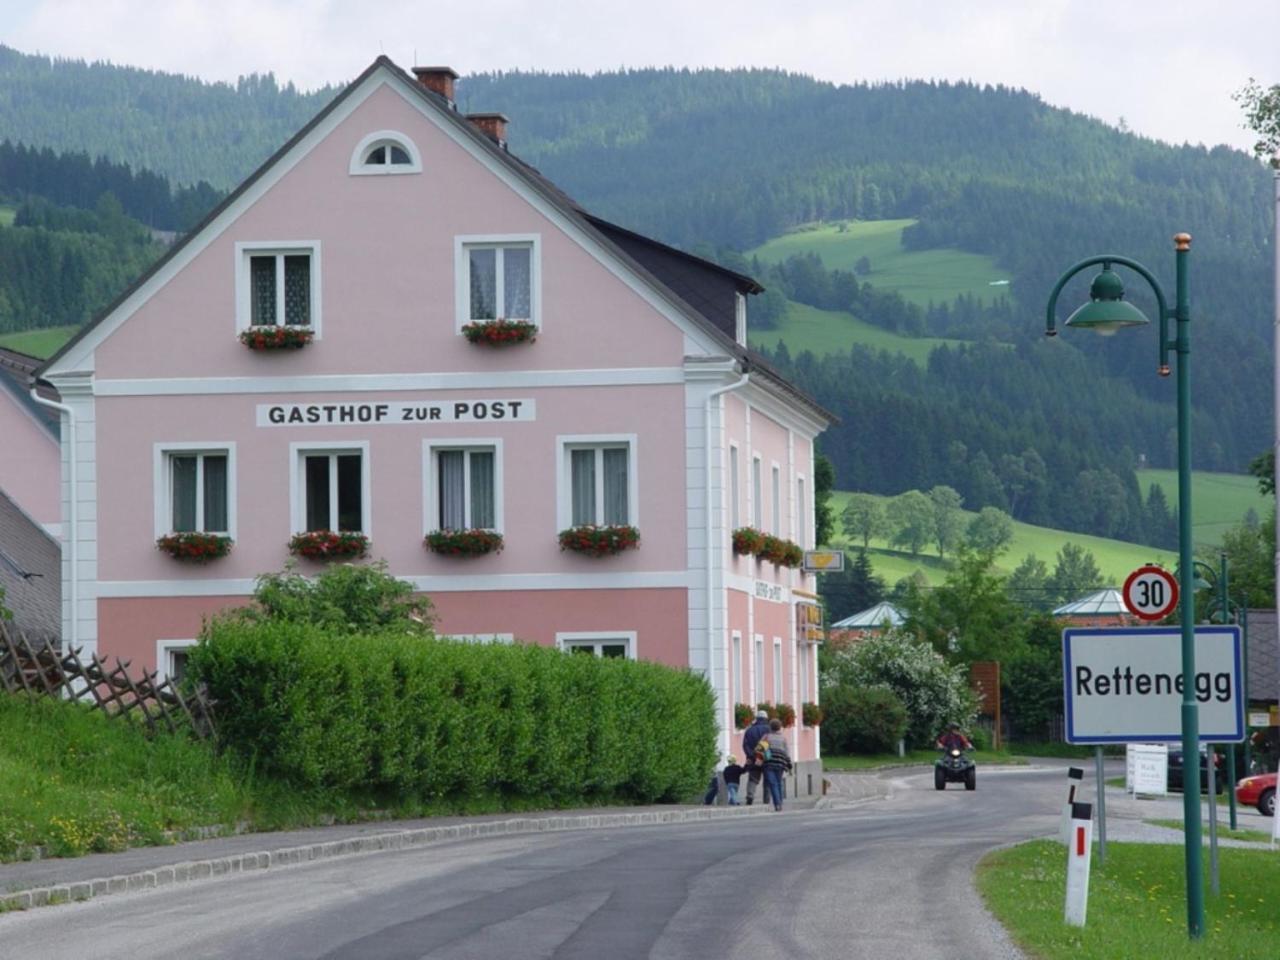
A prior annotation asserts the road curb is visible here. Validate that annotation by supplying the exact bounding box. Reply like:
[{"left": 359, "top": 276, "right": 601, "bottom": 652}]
[{"left": 0, "top": 803, "right": 784, "bottom": 913}]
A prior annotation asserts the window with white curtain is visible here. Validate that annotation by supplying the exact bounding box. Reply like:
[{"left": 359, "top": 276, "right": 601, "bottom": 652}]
[
  {"left": 799, "top": 642, "right": 810, "bottom": 705},
  {"left": 732, "top": 632, "right": 742, "bottom": 703},
  {"left": 729, "top": 445, "right": 740, "bottom": 529},
  {"left": 432, "top": 447, "right": 497, "bottom": 530},
  {"left": 562, "top": 440, "right": 633, "bottom": 526},
  {"left": 773, "top": 639, "right": 783, "bottom": 703},
  {"left": 466, "top": 243, "right": 532, "bottom": 321},
  {"left": 753, "top": 635, "right": 764, "bottom": 703},
  {"left": 771, "top": 464, "right": 781, "bottom": 535},
  {"left": 751, "top": 456, "right": 762, "bottom": 529},
  {"left": 797, "top": 476, "right": 807, "bottom": 548}
]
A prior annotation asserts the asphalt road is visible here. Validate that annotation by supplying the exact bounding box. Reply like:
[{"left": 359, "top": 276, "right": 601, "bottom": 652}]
[{"left": 0, "top": 764, "right": 1078, "bottom": 960}]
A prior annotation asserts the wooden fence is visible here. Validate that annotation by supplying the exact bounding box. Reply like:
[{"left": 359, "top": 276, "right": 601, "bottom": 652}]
[{"left": 0, "top": 621, "right": 215, "bottom": 739}]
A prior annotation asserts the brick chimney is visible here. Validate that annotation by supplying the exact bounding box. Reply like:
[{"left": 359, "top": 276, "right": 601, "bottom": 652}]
[
  {"left": 412, "top": 66, "right": 458, "bottom": 104},
  {"left": 467, "top": 112, "right": 510, "bottom": 146}
]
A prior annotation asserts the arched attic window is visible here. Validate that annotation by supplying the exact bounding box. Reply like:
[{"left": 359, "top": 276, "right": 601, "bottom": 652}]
[{"left": 349, "top": 130, "right": 422, "bottom": 175}]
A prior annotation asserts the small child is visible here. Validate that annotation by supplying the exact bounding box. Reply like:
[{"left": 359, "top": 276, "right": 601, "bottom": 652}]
[{"left": 722, "top": 754, "right": 744, "bottom": 806}]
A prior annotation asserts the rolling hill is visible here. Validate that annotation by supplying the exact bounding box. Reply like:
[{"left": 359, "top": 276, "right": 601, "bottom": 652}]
[{"left": 749, "top": 219, "right": 1010, "bottom": 309}]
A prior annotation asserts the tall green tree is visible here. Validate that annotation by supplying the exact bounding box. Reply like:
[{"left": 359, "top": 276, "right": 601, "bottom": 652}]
[
  {"left": 965, "top": 507, "right": 1014, "bottom": 558},
  {"left": 841, "top": 493, "right": 887, "bottom": 549},
  {"left": 904, "top": 548, "right": 1026, "bottom": 664},
  {"left": 1006, "top": 554, "right": 1052, "bottom": 611},
  {"left": 928, "top": 485, "right": 965, "bottom": 560},
  {"left": 817, "top": 550, "right": 886, "bottom": 623},
  {"left": 887, "top": 490, "right": 933, "bottom": 558},
  {"left": 1047, "top": 543, "right": 1105, "bottom": 607},
  {"left": 814, "top": 453, "right": 836, "bottom": 546}
]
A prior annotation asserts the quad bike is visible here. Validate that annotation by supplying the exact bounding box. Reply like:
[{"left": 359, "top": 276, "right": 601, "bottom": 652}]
[{"left": 934, "top": 746, "right": 976, "bottom": 791}]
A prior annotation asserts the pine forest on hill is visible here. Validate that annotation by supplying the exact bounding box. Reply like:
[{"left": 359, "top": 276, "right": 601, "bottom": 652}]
[{"left": 0, "top": 47, "right": 1273, "bottom": 551}]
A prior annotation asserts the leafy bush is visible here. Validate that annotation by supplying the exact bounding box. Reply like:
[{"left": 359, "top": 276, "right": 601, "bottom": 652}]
[
  {"left": 241, "top": 561, "right": 433, "bottom": 633},
  {"left": 189, "top": 620, "right": 717, "bottom": 806},
  {"left": 820, "top": 684, "right": 908, "bottom": 754},
  {"left": 821, "top": 628, "right": 976, "bottom": 746}
]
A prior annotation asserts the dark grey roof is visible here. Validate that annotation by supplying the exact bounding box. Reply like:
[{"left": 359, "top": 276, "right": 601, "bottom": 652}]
[
  {"left": 37, "top": 58, "right": 831, "bottom": 426},
  {"left": 1247, "top": 609, "right": 1280, "bottom": 705},
  {"left": 0, "top": 347, "right": 58, "bottom": 437},
  {"left": 0, "top": 490, "right": 60, "bottom": 641}
]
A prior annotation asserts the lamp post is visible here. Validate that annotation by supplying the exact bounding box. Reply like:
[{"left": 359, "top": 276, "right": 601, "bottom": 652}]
[{"left": 1046, "top": 233, "right": 1204, "bottom": 939}]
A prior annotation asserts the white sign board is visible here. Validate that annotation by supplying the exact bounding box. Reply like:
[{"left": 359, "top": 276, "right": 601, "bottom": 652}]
[
  {"left": 1125, "top": 743, "right": 1168, "bottom": 796},
  {"left": 256, "top": 399, "right": 535, "bottom": 427},
  {"left": 1063, "top": 626, "right": 1244, "bottom": 744},
  {"left": 1249, "top": 711, "right": 1271, "bottom": 727}
]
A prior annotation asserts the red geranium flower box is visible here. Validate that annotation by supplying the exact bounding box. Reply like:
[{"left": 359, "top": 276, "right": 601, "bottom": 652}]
[
  {"left": 460, "top": 318, "right": 538, "bottom": 346},
  {"left": 288, "top": 530, "right": 369, "bottom": 560},
  {"left": 425, "top": 529, "right": 504, "bottom": 557},
  {"left": 156, "top": 532, "right": 233, "bottom": 562},
  {"left": 557, "top": 524, "right": 640, "bottom": 557},
  {"left": 239, "top": 326, "right": 313, "bottom": 350}
]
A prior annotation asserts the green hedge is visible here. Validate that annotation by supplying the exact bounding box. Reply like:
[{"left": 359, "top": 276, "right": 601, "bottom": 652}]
[{"left": 189, "top": 620, "right": 717, "bottom": 805}]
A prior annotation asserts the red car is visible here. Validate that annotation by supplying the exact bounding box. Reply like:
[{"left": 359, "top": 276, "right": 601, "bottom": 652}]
[{"left": 1235, "top": 773, "right": 1276, "bottom": 817}]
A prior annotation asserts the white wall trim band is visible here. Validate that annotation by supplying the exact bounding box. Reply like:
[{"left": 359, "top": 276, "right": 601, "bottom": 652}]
[{"left": 98, "top": 569, "right": 696, "bottom": 598}]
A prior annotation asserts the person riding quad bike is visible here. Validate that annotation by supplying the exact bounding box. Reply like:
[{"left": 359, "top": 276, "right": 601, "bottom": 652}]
[{"left": 934, "top": 724, "right": 976, "bottom": 791}]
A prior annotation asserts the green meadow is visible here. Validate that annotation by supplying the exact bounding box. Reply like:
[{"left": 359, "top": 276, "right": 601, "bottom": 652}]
[
  {"left": 748, "top": 218, "right": 1011, "bottom": 308},
  {"left": 0, "top": 326, "right": 77, "bottom": 359},
  {"left": 1135, "top": 468, "right": 1269, "bottom": 545},
  {"left": 749, "top": 301, "right": 969, "bottom": 364},
  {"left": 829, "top": 489, "right": 1173, "bottom": 589},
  {"left": 0, "top": 205, "right": 15, "bottom": 227}
]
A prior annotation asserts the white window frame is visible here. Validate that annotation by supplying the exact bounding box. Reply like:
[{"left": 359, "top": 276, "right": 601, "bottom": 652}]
[
  {"left": 155, "top": 638, "right": 198, "bottom": 682},
  {"left": 454, "top": 233, "right": 542, "bottom": 331},
  {"left": 348, "top": 129, "right": 422, "bottom": 175},
  {"left": 729, "top": 443, "right": 741, "bottom": 530},
  {"left": 556, "top": 631, "right": 637, "bottom": 660},
  {"left": 751, "top": 454, "right": 763, "bottom": 529},
  {"left": 796, "top": 474, "right": 808, "bottom": 549},
  {"left": 423, "top": 439, "right": 504, "bottom": 534},
  {"left": 289, "top": 441, "right": 371, "bottom": 536},
  {"left": 153, "top": 442, "right": 237, "bottom": 539},
  {"left": 773, "top": 637, "right": 783, "bottom": 703},
  {"left": 235, "top": 240, "right": 322, "bottom": 337},
  {"left": 556, "top": 434, "right": 639, "bottom": 530},
  {"left": 753, "top": 634, "right": 764, "bottom": 704},
  {"left": 731, "top": 631, "right": 742, "bottom": 704},
  {"left": 771, "top": 462, "right": 781, "bottom": 536},
  {"left": 799, "top": 641, "right": 810, "bottom": 707}
]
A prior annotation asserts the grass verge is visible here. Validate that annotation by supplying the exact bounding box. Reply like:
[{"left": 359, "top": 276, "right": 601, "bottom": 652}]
[
  {"left": 0, "top": 693, "right": 637, "bottom": 864},
  {"left": 979, "top": 839, "right": 1280, "bottom": 958},
  {"left": 1146, "top": 819, "right": 1272, "bottom": 843}
]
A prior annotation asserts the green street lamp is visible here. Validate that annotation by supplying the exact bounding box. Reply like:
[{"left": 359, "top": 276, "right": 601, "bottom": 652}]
[{"left": 1046, "top": 233, "right": 1205, "bottom": 939}]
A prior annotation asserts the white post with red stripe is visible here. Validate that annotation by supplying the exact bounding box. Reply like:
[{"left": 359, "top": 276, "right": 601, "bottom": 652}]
[
  {"left": 1060, "top": 766, "right": 1084, "bottom": 844},
  {"left": 1064, "top": 801, "right": 1093, "bottom": 926}
]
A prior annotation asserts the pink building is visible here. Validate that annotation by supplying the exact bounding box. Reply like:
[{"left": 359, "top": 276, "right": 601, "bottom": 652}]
[{"left": 33, "top": 59, "right": 831, "bottom": 784}]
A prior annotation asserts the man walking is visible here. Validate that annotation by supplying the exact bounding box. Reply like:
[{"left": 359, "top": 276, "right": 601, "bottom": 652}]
[
  {"left": 762, "top": 719, "right": 792, "bottom": 811},
  {"left": 742, "top": 709, "right": 771, "bottom": 805}
]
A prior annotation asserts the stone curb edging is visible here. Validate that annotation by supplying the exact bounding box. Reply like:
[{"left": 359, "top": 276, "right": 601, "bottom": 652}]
[{"left": 0, "top": 803, "right": 784, "bottom": 913}]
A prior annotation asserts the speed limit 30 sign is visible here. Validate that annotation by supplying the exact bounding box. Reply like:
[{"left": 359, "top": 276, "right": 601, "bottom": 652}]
[{"left": 1122, "top": 565, "right": 1179, "bottom": 621}]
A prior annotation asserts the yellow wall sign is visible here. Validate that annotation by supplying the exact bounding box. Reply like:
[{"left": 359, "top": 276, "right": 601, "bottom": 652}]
[{"left": 803, "top": 550, "right": 844, "bottom": 572}]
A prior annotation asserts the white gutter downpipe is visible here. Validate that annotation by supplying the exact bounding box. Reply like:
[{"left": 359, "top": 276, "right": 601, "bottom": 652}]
[
  {"left": 705, "top": 369, "right": 750, "bottom": 739},
  {"left": 30, "top": 389, "right": 77, "bottom": 652}
]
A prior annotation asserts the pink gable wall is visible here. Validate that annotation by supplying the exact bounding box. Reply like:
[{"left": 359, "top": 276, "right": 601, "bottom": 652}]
[
  {"left": 0, "top": 391, "right": 60, "bottom": 528},
  {"left": 94, "top": 82, "right": 687, "bottom": 381}
]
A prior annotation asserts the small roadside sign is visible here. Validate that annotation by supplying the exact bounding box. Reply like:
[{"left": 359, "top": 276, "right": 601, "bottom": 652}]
[
  {"left": 803, "top": 550, "right": 844, "bottom": 573},
  {"left": 1122, "top": 565, "right": 1179, "bottom": 621},
  {"left": 1249, "top": 711, "right": 1271, "bottom": 727}
]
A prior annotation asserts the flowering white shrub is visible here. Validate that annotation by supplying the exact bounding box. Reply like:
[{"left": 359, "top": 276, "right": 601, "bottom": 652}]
[{"left": 821, "top": 628, "right": 976, "bottom": 746}]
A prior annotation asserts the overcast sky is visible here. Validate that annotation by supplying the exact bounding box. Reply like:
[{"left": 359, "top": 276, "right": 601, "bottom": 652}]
[{"left": 3, "top": 0, "right": 1277, "bottom": 155}]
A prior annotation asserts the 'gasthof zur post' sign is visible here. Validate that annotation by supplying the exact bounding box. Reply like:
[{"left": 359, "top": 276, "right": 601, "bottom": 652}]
[{"left": 1062, "top": 626, "right": 1244, "bottom": 744}]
